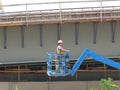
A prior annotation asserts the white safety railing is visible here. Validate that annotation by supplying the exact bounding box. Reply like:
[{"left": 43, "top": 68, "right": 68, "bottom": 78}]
[{"left": 0, "top": 1, "right": 120, "bottom": 25}]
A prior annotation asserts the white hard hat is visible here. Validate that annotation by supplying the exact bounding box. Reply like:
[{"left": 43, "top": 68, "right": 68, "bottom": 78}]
[{"left": 58, "top": 40, "right": 63, "bottom": 44}]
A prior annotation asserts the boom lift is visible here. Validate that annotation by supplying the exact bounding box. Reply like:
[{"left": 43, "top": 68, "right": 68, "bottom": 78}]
[{"left": 47, "top": 48, "right": 120, "bottom": 76}]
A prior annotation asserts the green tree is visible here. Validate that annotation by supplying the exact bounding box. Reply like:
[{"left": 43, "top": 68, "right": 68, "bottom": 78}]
[
  {"left": 16, "top": 85, "right": 19, "bottom": 90},
  {"left": 90, "top": 77, "right": 120, "bottom": 90},
  {"left": 90, "top": 87, "right": 98, "bottom": 90}
]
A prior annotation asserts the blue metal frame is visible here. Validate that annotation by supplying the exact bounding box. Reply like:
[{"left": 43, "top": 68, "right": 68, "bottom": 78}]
[
  {"left": 47, "top": 52, "right": 71, "bottom": 76},
  {"left": 47, "top": 48, "right": 120, "bottom": 76}
]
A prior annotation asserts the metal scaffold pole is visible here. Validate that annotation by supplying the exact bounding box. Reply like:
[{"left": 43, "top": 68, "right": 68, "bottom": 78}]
[
  {"left": 59, "top": 0, "right": 62, "bottom": 24},
  {"left": 100, "top": 0, "right": 103, "bottom": 22},
  {"left": 0, "top": 0, "right": 3, "bottom": 12},
  {"left": 26, "top": 3, "right": 29, "bottom": 28}
]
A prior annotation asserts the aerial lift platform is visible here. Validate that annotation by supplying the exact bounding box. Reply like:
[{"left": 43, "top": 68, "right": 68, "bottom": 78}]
[{"left": 47, "top": 48, "right": 120, "bottom": 76}]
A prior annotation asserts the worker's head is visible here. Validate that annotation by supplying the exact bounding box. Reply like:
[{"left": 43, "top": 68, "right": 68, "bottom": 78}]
[{"left": 57, "top": 40, "right": 63, "bottom": 45}]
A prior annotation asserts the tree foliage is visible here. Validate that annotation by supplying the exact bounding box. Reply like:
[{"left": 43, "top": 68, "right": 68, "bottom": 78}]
[{"left": 90, "top": 77, "right": 120, "bottom": 90}]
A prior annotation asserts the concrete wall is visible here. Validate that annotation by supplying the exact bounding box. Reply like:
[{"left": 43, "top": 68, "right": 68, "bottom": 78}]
[
  {"left": 0, "top": 21, "right": 120, "bottom": 63},
  {"left": 0, "top": 81, "right": 120, "bottom": 90}
]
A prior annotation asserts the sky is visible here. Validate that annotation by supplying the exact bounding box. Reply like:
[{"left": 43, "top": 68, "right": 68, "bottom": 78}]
[{"left": 1, "top": 0, "right": 120, "bottom": 12}]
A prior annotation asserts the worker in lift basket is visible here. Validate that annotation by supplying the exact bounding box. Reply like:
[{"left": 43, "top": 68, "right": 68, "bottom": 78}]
[
  {"left": 56, "top": 40, "right": 70, "bottom": 73},
  {"left": 56, "top": 40, "right": 69, "bottom": 55}
]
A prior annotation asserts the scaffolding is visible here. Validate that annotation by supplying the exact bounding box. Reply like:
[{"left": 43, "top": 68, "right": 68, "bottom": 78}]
[{"left": 0, "top": 0, "right": 120, "bottom": 26}]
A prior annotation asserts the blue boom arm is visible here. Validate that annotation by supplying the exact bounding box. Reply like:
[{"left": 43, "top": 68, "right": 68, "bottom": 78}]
[
  {"left": 70, "top": 48, "right": 120, "bottom": 76},
  {"left": 70, "top": 48, "right": 89, "bottom": 75}
]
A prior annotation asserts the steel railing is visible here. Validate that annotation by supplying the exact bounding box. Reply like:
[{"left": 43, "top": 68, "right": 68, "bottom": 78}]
[{"left": 0, "top": 1, "right": 120, "bottom": 26}]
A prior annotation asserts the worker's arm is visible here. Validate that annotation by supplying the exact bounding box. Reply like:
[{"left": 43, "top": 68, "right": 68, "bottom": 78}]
[{"left": 61, "top": 48, "right": 69, "bottom": 53}]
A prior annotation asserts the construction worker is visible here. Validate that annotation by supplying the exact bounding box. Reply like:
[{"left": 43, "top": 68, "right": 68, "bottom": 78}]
[
  {"left": 56, "top": 40, "right": 69, "bottom": 54},
  {"left": 56, "top": 40, "right": 70, "bottom": 73}
]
